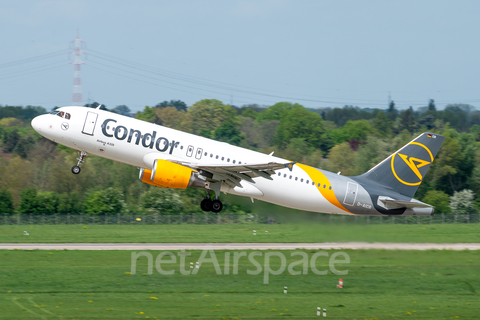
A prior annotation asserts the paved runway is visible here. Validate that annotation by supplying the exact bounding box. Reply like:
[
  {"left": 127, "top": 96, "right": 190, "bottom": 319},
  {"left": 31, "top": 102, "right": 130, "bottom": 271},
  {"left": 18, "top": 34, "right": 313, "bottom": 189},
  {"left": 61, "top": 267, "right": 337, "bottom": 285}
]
[{"left": 1, "top": 242, "right": 480, "bottom": 250}]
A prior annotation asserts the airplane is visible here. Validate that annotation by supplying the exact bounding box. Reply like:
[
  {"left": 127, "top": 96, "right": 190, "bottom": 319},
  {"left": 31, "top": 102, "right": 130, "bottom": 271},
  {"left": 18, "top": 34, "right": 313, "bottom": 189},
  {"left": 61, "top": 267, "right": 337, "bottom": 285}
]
[{"left": 31, "top": 106, "right": 445, "bottom": 216}]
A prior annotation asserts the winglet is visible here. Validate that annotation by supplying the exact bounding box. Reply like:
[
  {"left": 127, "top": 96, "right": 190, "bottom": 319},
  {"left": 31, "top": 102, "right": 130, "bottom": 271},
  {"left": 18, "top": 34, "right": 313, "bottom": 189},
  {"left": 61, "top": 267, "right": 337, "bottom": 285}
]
[{"left": 285, "top": 161, "right": 296, "bottom": 171}]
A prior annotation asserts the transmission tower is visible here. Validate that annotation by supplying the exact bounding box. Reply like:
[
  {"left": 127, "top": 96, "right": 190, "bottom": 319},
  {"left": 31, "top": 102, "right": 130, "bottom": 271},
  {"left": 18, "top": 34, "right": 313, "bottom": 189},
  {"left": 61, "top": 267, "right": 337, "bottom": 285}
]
[{"left": 70, "top": 30, "right": 86, "bottom": 106}]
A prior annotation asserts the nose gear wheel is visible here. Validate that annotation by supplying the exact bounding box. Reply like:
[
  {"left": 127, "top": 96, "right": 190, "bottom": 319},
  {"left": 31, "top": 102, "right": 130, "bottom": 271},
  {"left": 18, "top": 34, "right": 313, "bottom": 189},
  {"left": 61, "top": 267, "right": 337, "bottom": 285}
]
[{"left": 72, "top": 151, "right": 87, "bottom": 174}]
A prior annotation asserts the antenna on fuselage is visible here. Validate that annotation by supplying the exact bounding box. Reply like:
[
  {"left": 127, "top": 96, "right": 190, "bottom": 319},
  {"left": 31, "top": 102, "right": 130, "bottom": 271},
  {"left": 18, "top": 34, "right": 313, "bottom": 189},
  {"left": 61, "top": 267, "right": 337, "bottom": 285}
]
[{"left": 96, "top": 104, "right": 102, "bottom": 110}]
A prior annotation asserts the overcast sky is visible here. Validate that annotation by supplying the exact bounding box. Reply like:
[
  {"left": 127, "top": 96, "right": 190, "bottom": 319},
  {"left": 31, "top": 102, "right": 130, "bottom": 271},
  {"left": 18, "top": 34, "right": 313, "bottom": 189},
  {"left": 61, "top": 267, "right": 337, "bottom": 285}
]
[{"left": 1, "top": 0, "right": 479, "bottom": 113}]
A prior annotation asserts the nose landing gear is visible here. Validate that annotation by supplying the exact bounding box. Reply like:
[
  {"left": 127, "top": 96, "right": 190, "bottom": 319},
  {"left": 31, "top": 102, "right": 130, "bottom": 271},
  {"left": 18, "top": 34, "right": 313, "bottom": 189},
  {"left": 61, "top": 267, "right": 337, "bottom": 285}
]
[{"left": 72, "top": 151, "right": 87, "bottom": 174}]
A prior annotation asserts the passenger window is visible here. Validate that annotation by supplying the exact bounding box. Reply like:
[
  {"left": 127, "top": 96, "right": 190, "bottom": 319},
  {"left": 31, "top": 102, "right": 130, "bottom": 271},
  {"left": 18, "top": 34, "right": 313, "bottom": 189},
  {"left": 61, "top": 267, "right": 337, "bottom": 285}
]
[
  {"left": 329, "top": 186, "right": 332, "bottom": 190},
  {"left": 318, "top": 183, "right": 321, "bottom": 187},
  {"left": 301, "top": 178, "right": 303, "bottom": 182},
  {"left": 195, "top": 148, "right": 203, "bottom": 160},
  {"left": 210, "top": 154, "right": 213, "bottom": 157},
  {"left": 233, "top": 160, "right": 236, "bottom": 164},
  {"left": 295, "top": 177, "right": 298, "bottom": 181},
  {"left": 227, "top": 158, "right": 230, "bottom": 162},
  {"left": 216, "top": 155, "right": 219, "bottom": 159},
  {"left": 284, "top": 174, "right": 286, "bottom": 178},
  {"left": 221, "top": 157, "right": 224, "bottom": 161},
  {"left": 186, "top": 145, "right": 194, "bottom": 157},
  {"left": 306, "top": 180, "right": 309, "bottom": 184},
  {"left": 204, "top": 152, "right": 207, "bottom": 156},
  {"left": 289, "top": 175, "right": 292, "bottom": 179}
]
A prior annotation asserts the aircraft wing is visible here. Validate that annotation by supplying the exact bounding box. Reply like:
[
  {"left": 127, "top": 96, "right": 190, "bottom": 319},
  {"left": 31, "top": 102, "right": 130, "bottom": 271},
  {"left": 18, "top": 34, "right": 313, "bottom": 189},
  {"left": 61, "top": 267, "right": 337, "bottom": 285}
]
[{"left": 173, "top": 160, "right": 295, "bottom": 188}]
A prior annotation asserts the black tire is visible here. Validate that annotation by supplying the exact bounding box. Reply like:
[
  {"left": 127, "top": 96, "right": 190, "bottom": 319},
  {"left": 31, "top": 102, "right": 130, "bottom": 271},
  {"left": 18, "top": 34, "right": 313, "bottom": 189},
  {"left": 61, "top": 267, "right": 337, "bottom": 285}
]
[
  {"left": 200, "top": 199, "right": 212, "bottom": 212},
  {"left": 71, "top": 166, "right": 81, "bottom": 174},
  {"left": 211, "top": 199, "right": 223, "bottom": 213}
]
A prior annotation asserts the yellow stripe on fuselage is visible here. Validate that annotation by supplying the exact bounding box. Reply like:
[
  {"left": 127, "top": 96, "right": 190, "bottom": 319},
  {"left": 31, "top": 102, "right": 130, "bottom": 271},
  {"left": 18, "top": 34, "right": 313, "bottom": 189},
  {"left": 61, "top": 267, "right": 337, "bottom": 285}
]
[{"left": 296, "top": 163, "right": 351, "bottom": 214}]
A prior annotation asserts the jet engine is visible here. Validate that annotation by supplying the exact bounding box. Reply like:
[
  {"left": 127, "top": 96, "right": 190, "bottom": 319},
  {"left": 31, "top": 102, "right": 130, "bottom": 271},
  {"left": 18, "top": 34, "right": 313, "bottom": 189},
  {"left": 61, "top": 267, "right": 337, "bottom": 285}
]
[{"left": 139, "top": 159, "right": 206, "bottom": 189}]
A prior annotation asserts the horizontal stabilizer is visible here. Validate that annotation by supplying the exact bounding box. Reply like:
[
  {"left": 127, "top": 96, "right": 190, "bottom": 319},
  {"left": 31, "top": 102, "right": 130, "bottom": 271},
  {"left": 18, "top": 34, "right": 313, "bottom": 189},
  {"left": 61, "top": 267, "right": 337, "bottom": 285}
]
[{"left": 377, "top": 196, "right": 433, "bottom": 210}]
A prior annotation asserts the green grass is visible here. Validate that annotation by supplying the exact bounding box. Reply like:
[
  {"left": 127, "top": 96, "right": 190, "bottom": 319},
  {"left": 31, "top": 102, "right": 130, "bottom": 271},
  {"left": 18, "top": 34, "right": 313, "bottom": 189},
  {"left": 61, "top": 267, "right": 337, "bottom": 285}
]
[
  {"left": 0, "top": 249, "right": 479, "bottom": 319},
  {"left": 1, "top": 223, "right": 480, "bottom": 243}
]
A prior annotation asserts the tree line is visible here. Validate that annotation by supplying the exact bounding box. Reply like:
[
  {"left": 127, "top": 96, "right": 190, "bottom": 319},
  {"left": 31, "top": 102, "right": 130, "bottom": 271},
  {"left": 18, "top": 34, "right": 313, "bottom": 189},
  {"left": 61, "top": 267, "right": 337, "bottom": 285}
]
[{"left": 0, "top": 99, "right": 479, "bottom": 215}]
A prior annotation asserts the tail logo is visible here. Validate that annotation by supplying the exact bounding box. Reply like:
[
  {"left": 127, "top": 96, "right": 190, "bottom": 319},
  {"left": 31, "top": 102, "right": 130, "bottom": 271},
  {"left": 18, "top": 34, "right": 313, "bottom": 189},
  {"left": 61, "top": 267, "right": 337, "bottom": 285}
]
[{"left": 391, "top": 142, "right": 434, "bottom": 186}]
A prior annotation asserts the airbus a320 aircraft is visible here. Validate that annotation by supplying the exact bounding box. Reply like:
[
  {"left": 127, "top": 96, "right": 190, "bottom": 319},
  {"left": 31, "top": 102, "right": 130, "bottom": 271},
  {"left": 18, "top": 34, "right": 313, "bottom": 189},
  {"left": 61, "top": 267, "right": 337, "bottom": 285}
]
[{"left": 31, "top": 106, "right": 444, "bottom": 216}]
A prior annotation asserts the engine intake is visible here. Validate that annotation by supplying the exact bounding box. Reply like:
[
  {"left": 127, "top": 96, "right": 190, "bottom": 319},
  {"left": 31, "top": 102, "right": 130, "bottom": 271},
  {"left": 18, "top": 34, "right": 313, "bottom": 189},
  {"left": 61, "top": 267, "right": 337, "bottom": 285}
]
[{"left": 139, "top": 159, "right": 206, "bottom": 189}]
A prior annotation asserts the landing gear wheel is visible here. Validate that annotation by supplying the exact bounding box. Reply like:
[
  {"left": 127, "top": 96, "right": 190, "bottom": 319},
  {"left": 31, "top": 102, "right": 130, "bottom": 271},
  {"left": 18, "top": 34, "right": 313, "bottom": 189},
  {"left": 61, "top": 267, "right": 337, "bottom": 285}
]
[
  {"left": 200, "top": 199, "right": 213, "bottom": 212},
  {"left": 211, "top": 199, "right": 223, "bottom": 213},
  {"left": 72, "top": 151, "right": 87, "bottom": 174}
]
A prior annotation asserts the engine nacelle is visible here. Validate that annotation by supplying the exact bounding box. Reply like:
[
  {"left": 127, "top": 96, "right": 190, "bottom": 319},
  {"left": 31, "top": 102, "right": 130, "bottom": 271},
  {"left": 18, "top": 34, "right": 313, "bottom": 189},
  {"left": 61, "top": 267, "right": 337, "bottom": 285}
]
[{"left": 139, "top": 160, "right": 206, "bottom": 189}]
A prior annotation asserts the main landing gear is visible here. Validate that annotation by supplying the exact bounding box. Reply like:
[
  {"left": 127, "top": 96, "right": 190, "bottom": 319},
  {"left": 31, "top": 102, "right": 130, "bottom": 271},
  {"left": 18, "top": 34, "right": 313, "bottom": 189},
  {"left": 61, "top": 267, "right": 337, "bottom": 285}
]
[
  {"left": 72, "top": 151, "right": 87, "bottom": 174},
  {"left": 200, "top": 187, "right": 223, "bottom": 213}
]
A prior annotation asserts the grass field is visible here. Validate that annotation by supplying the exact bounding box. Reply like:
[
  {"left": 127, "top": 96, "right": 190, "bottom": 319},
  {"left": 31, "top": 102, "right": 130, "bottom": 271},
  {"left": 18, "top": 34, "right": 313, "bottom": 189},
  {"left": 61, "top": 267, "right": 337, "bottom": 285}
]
[
  {"left": 0, "top": 249, "right": 479, "bottom": 319},
  {"left": 1, "top": 223, "right": 479, "bottom": 243}
]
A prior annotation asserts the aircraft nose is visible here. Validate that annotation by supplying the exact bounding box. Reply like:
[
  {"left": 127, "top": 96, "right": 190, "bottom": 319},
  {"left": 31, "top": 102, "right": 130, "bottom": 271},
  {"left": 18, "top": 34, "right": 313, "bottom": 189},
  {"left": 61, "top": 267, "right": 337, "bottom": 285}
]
[{"left": 31, "top": 115, "right": 43, "bottom": 133}]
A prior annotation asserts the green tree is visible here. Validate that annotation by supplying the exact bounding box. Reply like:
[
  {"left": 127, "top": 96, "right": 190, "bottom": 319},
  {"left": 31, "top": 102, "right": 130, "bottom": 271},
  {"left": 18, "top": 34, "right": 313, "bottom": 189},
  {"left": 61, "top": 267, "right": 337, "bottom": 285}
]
[
  {"left": 19, "top": 187, "right": 38, "bottom": 214},
  {"left": 84, "top": 187, "right": 125, "bottom": 214},
  {"left": 35, "top": 191, "right": 59, "bottom": 214},
  {"left": 155, "top": 100, "right": 187, "bottom": 111},
  {"left": 239, "top": 104, "right": 262, "bottom": 119},
  {"left": 257, "top": 102, "right": 296, "bottom": 122},
  {"left": 274, "top": 105, "right": 325, "bottom": 151},
  {"left": 135, "top": 106, "right": 156, "bottom": 123},
  {"left": 428, "top": 99, "right": 436, "bottom": 111},
  {"left": 371, "top": 110, "right": 392, "bottom": 136},
  {"left": 155, "top": 107, "right": 186, "bottom": 130},
  {"left": 422, "top": 190, "right": 450, "bottom": 213},
  {"left": 325, "top": 142, "right": 358, "bottom": 176},
  {"left": 186, "top": 99, "right": 237, "bottom": 135},
  {"left": 428, "top": 130, "right": 461, "bottom": 193},
  {"left": 2, "top": 128, "right": 20, "bottom": 152},
  {"left": 0, "top": 188, "right": 14, "bottom": 214},
  {"left": 113, "top": 105, "right": 131, "bottom": 116},
  {"left": 386, "top": 100, "right": 398, "bottom": 121},
  {"left": 57, "top": 191, "right": 84, "bottom": 213},
  {"left": 214, "top": 123, "right": 244, "bottom": 146},
  {"left": 441, "top": 105, "right": 468, "bottom": 131},
  {"left": 398, "top": 107, "right": 416, "bottom": 134},
  {"left": 140, "top": 187, "right": 183, "bottom": 214},
  {"left": 449, "top": 189, "right": 476, "bottom": 214}
]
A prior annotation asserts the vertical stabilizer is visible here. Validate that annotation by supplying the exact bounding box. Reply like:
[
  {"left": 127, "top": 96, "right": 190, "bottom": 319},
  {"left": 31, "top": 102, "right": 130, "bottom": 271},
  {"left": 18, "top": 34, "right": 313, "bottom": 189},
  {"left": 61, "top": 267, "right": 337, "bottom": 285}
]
[{"left": 355, "top": 132, "right": 445, "bottom": 198}]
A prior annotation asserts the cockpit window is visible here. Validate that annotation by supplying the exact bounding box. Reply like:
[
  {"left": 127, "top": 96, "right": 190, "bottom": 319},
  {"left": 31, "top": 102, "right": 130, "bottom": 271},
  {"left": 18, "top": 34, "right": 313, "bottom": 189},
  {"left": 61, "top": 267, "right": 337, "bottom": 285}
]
[{"left": 50, "top": 110, "right": 71, "bottom": 120}]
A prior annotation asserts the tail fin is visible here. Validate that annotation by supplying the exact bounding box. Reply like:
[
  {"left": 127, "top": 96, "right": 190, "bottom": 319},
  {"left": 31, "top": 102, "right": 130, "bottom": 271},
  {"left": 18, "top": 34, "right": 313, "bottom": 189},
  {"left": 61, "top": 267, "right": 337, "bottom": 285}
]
[{"left": 356, "top": 132, "right": 445, "bottom": 198}]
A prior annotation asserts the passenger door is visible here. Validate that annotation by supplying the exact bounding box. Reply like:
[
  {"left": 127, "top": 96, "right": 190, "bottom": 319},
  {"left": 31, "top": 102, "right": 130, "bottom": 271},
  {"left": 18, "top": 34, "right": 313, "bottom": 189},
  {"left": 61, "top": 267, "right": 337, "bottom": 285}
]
[
  {"left": 82, "top": 111, "right": 98, "bottom": 135},
  {"left": 343, "top": 182, "right": 358, "bottom": 206}
]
